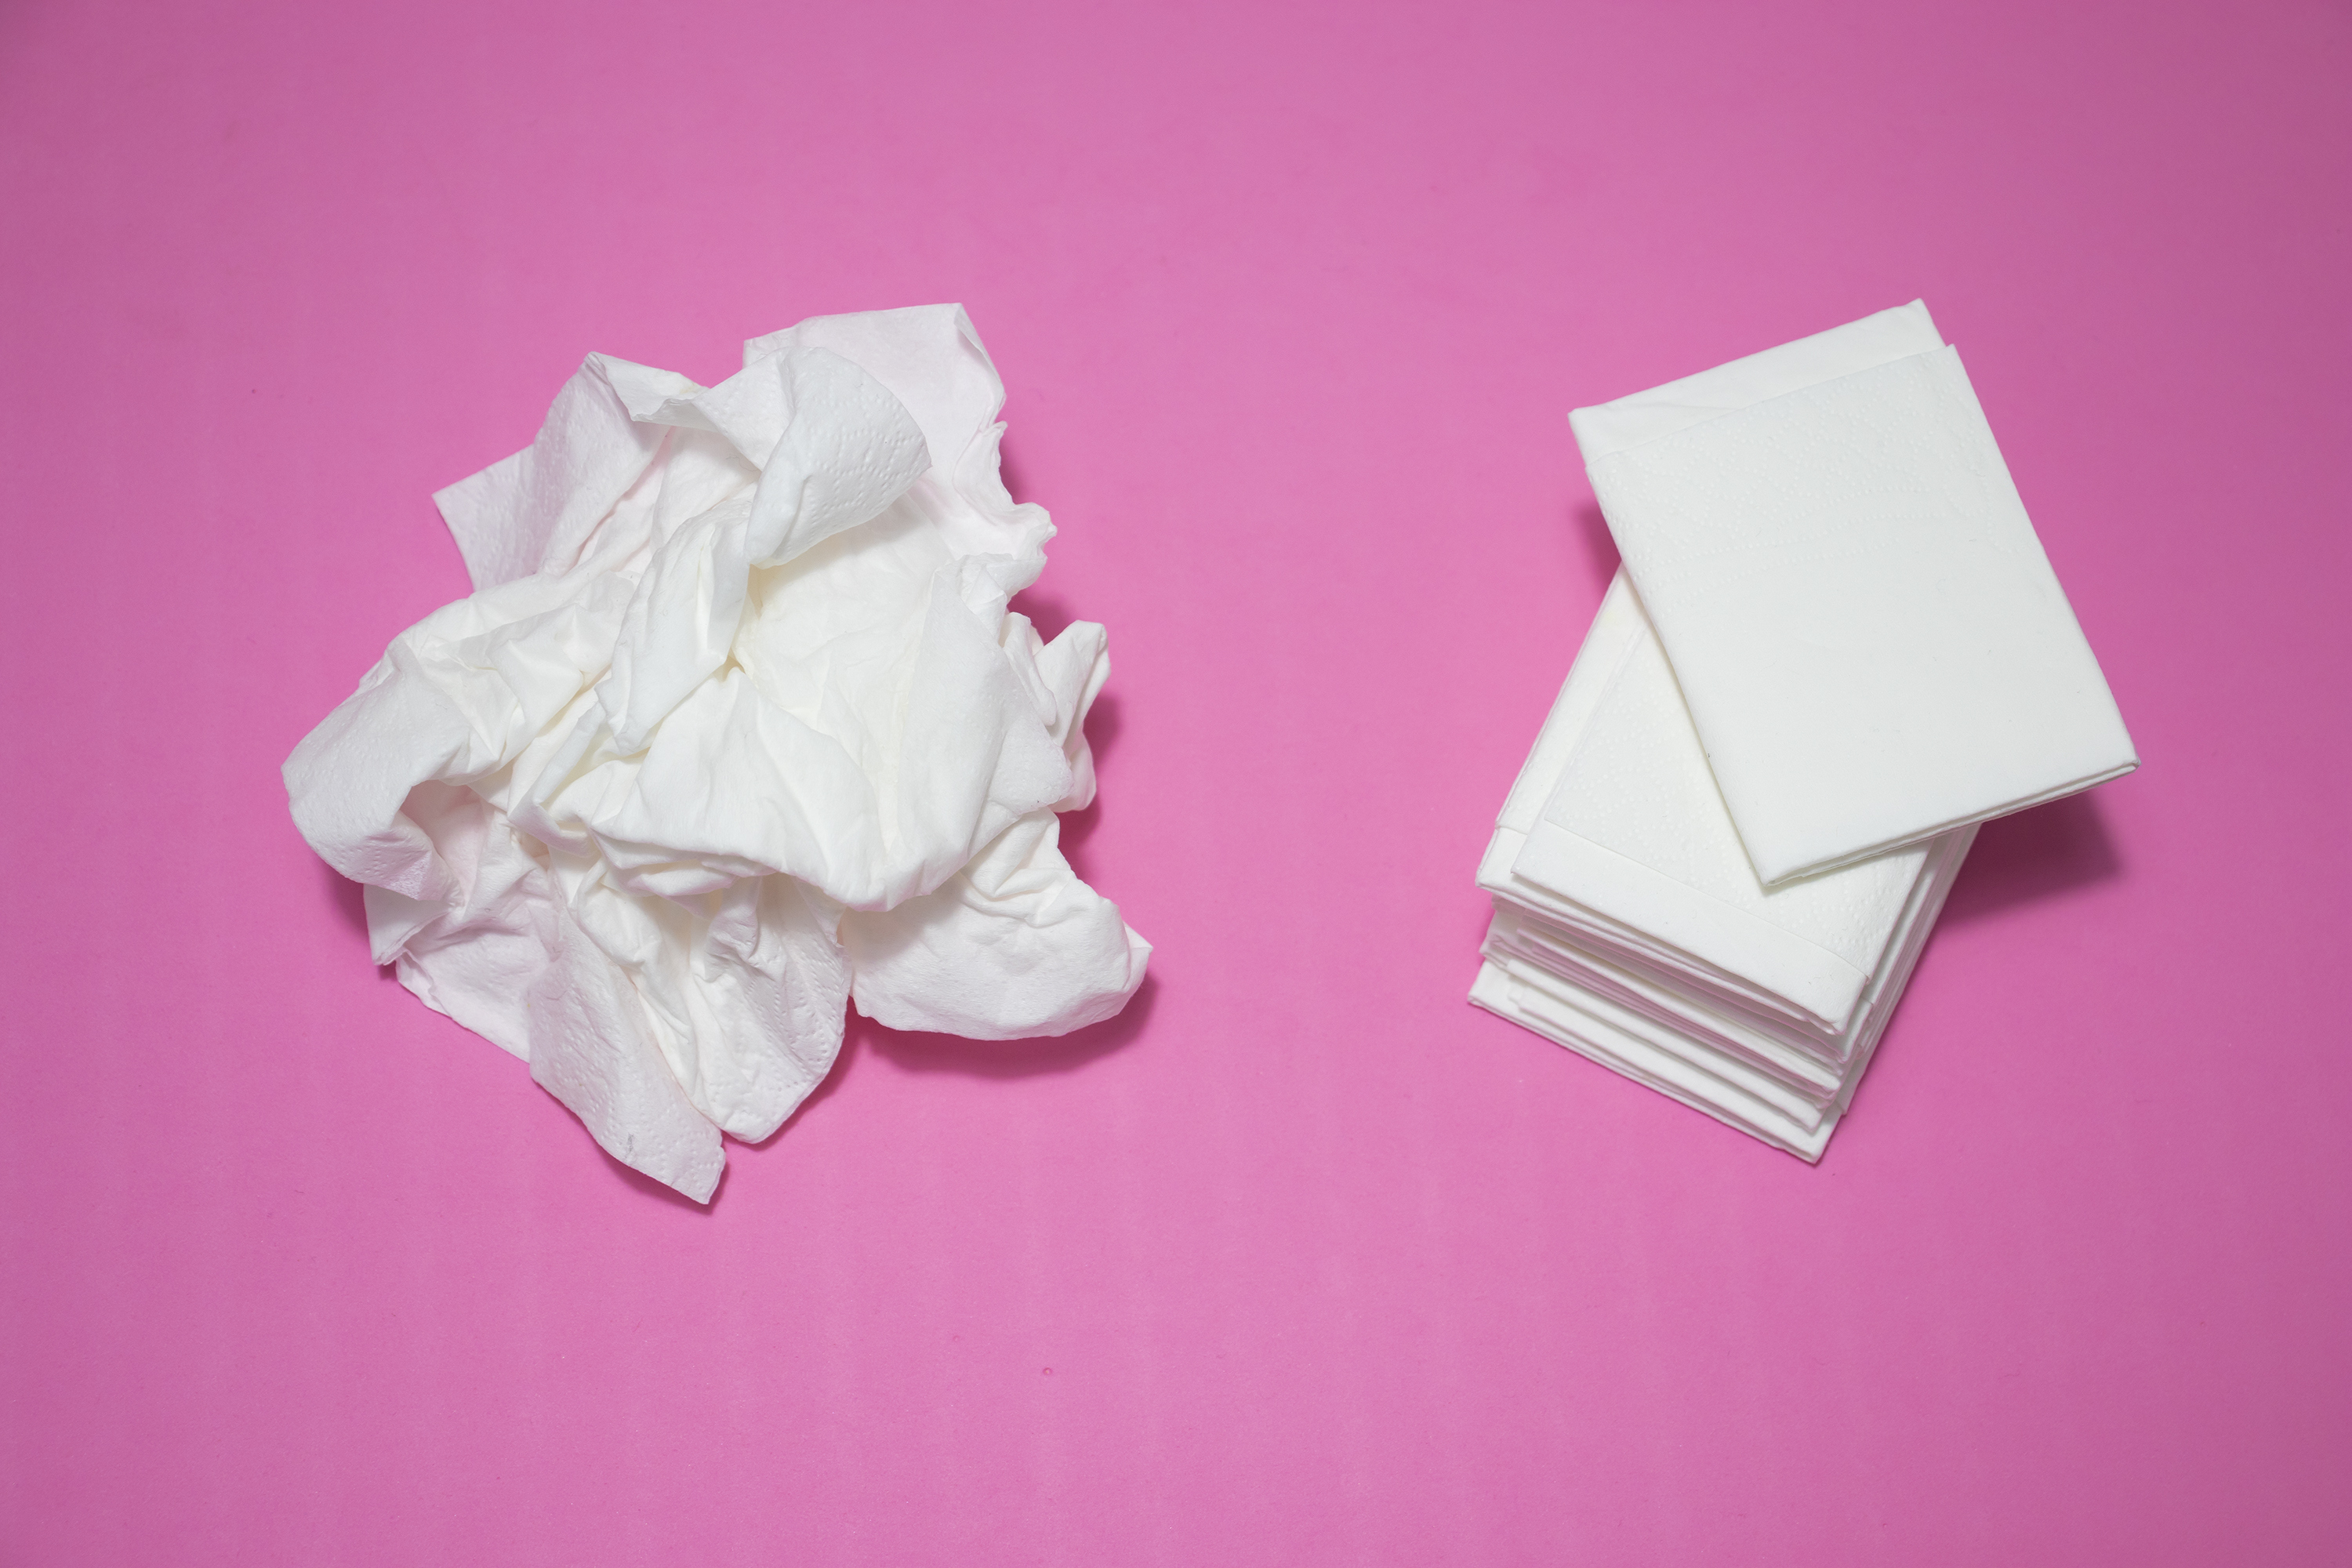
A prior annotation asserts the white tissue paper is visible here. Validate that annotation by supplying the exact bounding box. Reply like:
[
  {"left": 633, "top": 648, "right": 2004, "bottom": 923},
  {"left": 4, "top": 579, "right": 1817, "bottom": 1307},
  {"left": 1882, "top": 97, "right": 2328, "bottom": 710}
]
[
  {"left": 1472, "top": 573, "right": 1974, "bottom": 1160},
  {"left": 1571, "top": 302, "right": 2136, "bottom": 886},
  {"left": 285, "top": 305, "right": 1149, "bottom": 1202}
]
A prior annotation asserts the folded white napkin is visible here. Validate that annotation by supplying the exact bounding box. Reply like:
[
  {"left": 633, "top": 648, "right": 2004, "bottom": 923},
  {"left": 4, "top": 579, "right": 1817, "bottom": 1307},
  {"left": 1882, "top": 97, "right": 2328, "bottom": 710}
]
[
  {"left": 1472, "top": 572, "right": 1974, "bottom": 1158},
  {"left": 1483, "top": 573, "right": 1970, "bottom": 1038},
  {"left": 287, "top": 305, "right": 1149, "bottom": 1201},
  {"left": 1571, "top": 302, "right": 2136, "bottom": 885}
]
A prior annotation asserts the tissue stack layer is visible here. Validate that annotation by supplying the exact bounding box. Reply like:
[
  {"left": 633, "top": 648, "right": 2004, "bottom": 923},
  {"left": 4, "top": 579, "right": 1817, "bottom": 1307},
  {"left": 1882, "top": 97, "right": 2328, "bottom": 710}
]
[
  {"left": 285, "top": 306, "right": 1149, "bottom": 1202},
  {"left": 1472, "top": 574, "right": 1973, "bottom": 1160}
]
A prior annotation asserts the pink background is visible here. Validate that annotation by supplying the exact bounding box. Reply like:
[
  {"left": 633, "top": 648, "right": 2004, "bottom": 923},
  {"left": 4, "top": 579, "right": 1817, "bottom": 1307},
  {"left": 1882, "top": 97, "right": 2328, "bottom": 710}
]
[{"left": 3, "top": 1, "right": 2347, "bottom": 1562}]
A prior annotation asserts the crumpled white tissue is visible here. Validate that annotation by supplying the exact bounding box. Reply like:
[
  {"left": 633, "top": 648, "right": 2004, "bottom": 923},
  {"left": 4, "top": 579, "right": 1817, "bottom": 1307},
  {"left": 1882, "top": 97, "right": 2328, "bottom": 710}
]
[{"left": 285, "top": 304, "right": 1150, "bottom": 1202}]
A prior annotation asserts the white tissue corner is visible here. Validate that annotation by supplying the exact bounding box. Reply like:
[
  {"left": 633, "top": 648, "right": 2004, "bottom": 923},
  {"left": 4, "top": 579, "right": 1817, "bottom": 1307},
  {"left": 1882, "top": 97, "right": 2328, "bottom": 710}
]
[{"left": 285, "top": 304, "right": 1150, "bottom": 1203}]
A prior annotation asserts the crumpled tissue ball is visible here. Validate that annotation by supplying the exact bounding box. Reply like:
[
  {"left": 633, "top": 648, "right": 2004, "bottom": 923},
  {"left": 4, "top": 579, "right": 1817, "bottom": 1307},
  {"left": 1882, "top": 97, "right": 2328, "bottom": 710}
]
[{"left": 285, "top": 305, "right": 1150, "bottom": 1202}]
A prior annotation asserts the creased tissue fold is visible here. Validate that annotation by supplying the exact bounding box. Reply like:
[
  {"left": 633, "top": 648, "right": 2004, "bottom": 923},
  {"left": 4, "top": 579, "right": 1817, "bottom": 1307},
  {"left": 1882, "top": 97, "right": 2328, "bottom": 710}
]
[{"left": 285, "top": 305, "right": 1149, "bottom": 1202}]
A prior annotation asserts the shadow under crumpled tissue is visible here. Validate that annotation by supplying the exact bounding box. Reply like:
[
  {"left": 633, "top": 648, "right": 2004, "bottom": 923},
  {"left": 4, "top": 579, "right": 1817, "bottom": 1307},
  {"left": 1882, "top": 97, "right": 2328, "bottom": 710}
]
[
  {"left": 854, "top": 971, "right": 1160, "bottom": 1082},
  {"left": 605, "top": 971, "right": 1160, "bottom": 1207},
  {"left": 673, "top": 978, "right": 1160, "bottom": 1208},
  {"left": 321, "top": 858, "right": 372, "bottom": 944},
  {"left": 597, "top": 1144, "right": 728, "bottom": 1214}
]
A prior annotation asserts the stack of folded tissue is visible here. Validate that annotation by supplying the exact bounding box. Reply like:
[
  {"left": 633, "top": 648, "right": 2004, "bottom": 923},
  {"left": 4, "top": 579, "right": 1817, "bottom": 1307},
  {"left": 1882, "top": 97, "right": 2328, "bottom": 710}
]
[
  {"left": 1473, "top": 301, "right": 2135, "bottom": 1159},
  {"left": 286, "top": 305, "right": 1149, "bottom": 1202}
]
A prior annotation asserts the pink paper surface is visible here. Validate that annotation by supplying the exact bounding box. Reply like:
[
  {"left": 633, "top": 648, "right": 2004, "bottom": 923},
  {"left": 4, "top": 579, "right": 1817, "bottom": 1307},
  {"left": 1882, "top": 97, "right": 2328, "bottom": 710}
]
[{"left": 2, "top": 2, "right": 2347, "bottom": 1563}]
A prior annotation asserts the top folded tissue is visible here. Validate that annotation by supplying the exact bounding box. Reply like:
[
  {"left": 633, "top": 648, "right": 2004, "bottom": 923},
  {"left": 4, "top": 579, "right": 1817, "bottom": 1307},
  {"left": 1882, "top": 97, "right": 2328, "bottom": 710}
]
[
  {"left": 1571, "top": 301, "right": 2136, "bottom": 886},
  {"left": 285, "top": 304, "right": 1149, "bottom": 1203}
]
